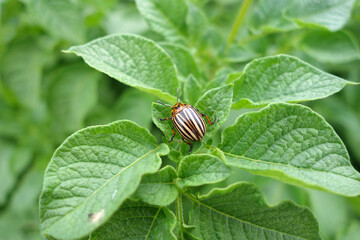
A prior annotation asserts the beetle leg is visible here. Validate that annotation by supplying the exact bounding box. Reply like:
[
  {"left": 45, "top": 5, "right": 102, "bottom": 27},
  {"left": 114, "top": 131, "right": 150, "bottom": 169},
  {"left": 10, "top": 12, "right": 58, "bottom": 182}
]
[
  {"left": 169, "top": 125, "right": 176, "bottom": 143},
  {"left": 182, "top": 138, "right": 193, "bottom": 154},
  {"left": 201, "top": 113, "right": 217, "bottom": 125},
  {"left": 158, "top": 117, "right": 171, "bottom": 121}
]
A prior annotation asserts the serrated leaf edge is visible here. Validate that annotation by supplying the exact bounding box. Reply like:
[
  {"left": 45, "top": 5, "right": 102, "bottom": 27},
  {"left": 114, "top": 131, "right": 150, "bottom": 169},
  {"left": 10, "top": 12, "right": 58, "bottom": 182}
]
[
  {"left": 63, "top": 33, "right": 179, "bottom": 103},
  {"left": 41, "top": 120, "right": 169, "bottom": 234},
  {"left": 220, "top": 103, "right": 360, "bottom": 196},
  {"left": 232, "top": 54, "right": 357, "bottom": 108}
]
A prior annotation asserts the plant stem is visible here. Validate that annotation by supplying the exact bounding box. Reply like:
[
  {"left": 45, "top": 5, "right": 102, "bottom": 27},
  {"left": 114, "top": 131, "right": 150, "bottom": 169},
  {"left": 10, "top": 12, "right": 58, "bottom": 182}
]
[
  {"left": 176, "top": 193, "right": 184, "bottom": 240},
  {"left": 227, "top": 0, "right": 253, "bottom": 48}
]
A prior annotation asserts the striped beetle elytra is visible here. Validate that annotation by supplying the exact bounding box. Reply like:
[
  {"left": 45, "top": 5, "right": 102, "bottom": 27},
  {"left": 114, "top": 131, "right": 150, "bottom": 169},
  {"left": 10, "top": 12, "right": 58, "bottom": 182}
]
[{"left": 158, "top": 89, "right": 217, "bottom": 154}]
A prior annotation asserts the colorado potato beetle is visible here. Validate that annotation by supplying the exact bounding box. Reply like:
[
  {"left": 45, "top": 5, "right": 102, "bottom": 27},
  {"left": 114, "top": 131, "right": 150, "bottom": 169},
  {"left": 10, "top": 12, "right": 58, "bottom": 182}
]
[{"left": 158, "top": 89, "right": 217, "bottom": 154}]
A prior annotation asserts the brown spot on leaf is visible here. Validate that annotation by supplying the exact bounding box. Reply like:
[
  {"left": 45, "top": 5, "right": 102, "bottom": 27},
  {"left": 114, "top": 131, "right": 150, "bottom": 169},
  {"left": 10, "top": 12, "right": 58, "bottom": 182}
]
[{"left": 88, "top": 209, "right": 105, "bottom": 224}]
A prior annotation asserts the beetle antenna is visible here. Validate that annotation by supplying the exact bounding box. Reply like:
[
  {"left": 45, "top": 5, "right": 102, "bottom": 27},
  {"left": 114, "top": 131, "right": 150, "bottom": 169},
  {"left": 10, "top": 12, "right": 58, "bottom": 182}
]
[
  {"left": 177, "top": 88, "right": 179, "bottom": 103},
  {"left": 157, "top": 100, "right": 172, "bottom": 107}
]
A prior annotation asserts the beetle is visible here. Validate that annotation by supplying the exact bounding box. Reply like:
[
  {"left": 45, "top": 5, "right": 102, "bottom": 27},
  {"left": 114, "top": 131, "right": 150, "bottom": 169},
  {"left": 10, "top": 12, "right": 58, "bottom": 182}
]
[{"left": 157, "top": 89, "right": 217, "bottom": 154}]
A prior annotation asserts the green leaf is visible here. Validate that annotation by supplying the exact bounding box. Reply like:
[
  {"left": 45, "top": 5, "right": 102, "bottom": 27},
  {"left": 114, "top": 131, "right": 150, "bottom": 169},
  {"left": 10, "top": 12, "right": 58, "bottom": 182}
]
[
  {"left": 135, "top": 0, "right": 187, "bottom": 43},
  {"left": 11, "top": 167, "right": 43, "bottom": 211},
  {"left": 168, "top": 150, "right": 181, "bottom": 163},
  {"left": 252, "top": 0, "right": 355, "bottom": 33},
  {"left": 177, "top": 154, "right": 232, "bottom": 189},
  {"left": 49, "top": 64, "right": 100, "bottom": 132},
  {"left": 152, "top": 102, "right": 176, "bottom": 141},
  {"left": 219, "top": 103, "right": 360, "bottom": 197},
  {"left": 285, "top": 0, "right": 355, "bottom": 32},
  {"left": 301, "top": 30, "right": 360, "bottom": 64},
  {"left": 0, "top": 168, "right": 42, "bottom": 240},
  {"left": 0, "top": 206, "right": 40, "bottom": 240},
  {"left": 133, "top": 166, "right": 178, "bottom": 206},
  {"left": 0, "top": 142, "right": 33, "bottom": 206},
  {"left": 160, "top": 43, "right": 200, "bottom": 79},
  {"left": 40, "top": 120, "right": 169, "bottom": 239},
  {"left": 183, "top": 231, "right": 200, "bottom": 240},
  {"left": 184, "top": 75, "right": 203, "bottom": 105},
  {"left": 112, "top": 89, "right": 155, "bottom": 129},
  {"left": 187, "top": 183, "right": 321, "bottom": 240},
  {"left": 0, "top": 105, "right": 24, "bottom": 139},
  {"left": 186, "top": 2, "right": 207, "bottom": 42},
  {"left": 205, "top": 68, "right": 233, "bottom": 90},
  {"left": 232, "top": 54, "right": 358, "bottom": 108},
  {"left": 195, "top": 85, "right": 233, "bottom": 138},
  {"left": 90, "top": 200, "right": 176, "bottom": 240},
  {"left": 180, "top": 141, "right": 203, "bottom": 156},
  {"left": 65, "top": 34, "right": 179, "bottom": 103},
  {"left": 226, "top": 72, "right": 242, "bottom": 85},
  {"left": 22, "top": 0, "right": 85, "bottom": 43},
  {"left": 200, "top": 27, "right": 225, "bottom": 53},
  {"left": 260, "top": 179, "right": 309, "bottom": 206},
  {"left": 250, "top": 0, "right": 297, "bottom": 33},
  {"left": 1, "top": 39, "right": 43, "bottom": 108},
  {"left": 312, "top": 97, "right": 360, "bottom": 165},
  {"left": 102, "top": 2, "right": 148, "bottom": 35},
  {"left": 224, "top": 45, "right": 259, "bottom": 63}
]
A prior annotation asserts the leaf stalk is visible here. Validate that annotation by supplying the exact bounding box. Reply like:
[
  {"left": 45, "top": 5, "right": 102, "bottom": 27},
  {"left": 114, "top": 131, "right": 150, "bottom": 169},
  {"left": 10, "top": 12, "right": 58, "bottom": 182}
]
[{"left": 227, "top": 0, "right": 253, "bottom": 48}]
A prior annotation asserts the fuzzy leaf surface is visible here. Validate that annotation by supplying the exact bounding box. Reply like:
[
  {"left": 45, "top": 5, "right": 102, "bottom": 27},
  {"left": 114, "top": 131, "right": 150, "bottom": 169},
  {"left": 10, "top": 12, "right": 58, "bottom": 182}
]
[
  {"left": 232, "top": 55, "right": 357, "bottom": 108},
  {"left": 66, "top": 34, "right": 179, "bottom": 103},
  {"left": 90, "top": 200, "right": 176, "bottom": 240},
  {"left": 177, "top": 154, "right": 231, "bottom": 189},
  {"left": 133, "top": 166, "right": 178, "bottom": 206},
  {"left": 220, "top": 103, "right": 360, "bottom": 197},
  {"left": 40, "top": 120, "right": 169, "bottom": 239},
  {"left": 188, "top": 183, "right": 321, "bottom": 240}
]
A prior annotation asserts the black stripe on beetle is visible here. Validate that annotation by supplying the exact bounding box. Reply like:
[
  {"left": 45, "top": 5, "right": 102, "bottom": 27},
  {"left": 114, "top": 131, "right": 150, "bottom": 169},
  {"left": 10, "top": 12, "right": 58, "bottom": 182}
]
[{"left": 157, "top": 89, "right": 217, "bottom": 154}]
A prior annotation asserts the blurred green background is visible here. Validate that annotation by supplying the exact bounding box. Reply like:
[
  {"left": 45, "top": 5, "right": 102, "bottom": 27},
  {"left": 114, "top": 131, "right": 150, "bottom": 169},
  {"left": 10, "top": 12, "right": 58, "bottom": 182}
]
[{"left": 1, "top": 0, "right": 360, "bottom": 239}]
